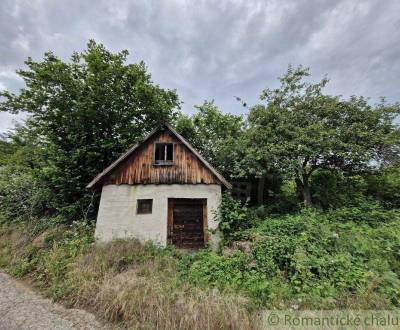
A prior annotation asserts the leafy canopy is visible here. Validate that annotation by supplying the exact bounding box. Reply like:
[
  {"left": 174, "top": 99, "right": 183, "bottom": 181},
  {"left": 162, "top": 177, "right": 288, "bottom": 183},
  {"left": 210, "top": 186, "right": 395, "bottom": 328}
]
[
  {"left": 0, "top": 40, "right": 180, "bottom": 219},
  {"left": 175, "top": 100, "right": 244, "bottom": 177},
  {"left": 239, "top": 66, "right": 400, "bottom": 206}
]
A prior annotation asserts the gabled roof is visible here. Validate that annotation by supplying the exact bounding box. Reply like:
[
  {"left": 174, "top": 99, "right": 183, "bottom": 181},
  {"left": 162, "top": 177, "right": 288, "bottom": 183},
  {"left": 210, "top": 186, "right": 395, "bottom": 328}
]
[{"left": 86, "top": 122, "right": 232, "bottom": 189}]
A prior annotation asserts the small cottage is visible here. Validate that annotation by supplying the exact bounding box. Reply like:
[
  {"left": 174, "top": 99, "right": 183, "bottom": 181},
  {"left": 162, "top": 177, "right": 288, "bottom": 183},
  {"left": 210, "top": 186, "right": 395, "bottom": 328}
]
[{"left": 87, "top": 122, "right": 231, "bottom": 249}]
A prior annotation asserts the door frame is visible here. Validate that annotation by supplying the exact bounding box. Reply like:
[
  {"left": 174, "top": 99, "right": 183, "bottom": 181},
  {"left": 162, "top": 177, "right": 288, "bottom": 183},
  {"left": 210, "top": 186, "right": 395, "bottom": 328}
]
[{"left": 167, "top": 198, "right": 208, "bottom": 247}]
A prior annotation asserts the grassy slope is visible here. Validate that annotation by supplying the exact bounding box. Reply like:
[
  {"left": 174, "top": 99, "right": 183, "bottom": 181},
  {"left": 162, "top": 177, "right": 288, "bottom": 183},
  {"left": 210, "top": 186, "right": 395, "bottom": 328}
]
[
  {"left": 0, "top": 221, "right": 261, "bottom": 329},
  {"left": 1, "top": 205, "right": 399, "bottom": 329}
]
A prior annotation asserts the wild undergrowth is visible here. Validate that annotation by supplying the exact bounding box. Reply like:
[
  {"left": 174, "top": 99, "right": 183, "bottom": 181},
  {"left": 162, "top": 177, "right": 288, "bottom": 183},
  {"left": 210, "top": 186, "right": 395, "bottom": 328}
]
[
  {"left": 187, "top": 198, "right": 400, "bottom": 309},
  {"left": 1, "top": 199, "right": 400, "bottom": 329},
  {"left": 0, "top": 219, "right": 261, "bottom": 329}
]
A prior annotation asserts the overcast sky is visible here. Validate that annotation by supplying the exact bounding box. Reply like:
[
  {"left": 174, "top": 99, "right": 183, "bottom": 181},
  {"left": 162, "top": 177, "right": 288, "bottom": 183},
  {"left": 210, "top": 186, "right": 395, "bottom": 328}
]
[{"left": 1, "top": 0, "right": 400, "bottom": 133}]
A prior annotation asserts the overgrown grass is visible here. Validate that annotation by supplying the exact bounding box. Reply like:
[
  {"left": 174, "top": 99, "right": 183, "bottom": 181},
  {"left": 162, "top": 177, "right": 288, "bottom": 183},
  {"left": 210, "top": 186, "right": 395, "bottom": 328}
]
[
  {"left": 0, "top": 220, "right": 261, "bottom": 329},
  {"left": 1, "top": 202, "right": 400, "bottom": 328}
]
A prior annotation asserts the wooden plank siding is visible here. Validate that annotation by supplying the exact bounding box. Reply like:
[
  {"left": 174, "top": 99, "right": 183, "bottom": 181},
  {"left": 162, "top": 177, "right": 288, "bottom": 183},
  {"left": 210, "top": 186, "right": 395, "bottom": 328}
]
[{"left": 105, "top": 130, "right": 219, "bottom": 186}]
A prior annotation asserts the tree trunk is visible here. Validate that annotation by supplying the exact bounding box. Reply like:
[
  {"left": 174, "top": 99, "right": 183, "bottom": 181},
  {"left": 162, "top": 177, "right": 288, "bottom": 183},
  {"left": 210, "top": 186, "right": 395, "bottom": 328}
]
[
  {"left": 257, "top": 176, "right": 266, "bottom": 205},
  {"left": 302, "top": 181, "right": 312, "bottom": 207},
  {"left": 295, "top": 176, "right": 312, "bottom": 207}
]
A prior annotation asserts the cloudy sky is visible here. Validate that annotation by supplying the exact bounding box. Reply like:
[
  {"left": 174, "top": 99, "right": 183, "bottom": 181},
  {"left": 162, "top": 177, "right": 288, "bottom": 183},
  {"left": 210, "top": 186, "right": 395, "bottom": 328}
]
[{"left": 1, "top": 0, "right": 400, "bottom": 132}]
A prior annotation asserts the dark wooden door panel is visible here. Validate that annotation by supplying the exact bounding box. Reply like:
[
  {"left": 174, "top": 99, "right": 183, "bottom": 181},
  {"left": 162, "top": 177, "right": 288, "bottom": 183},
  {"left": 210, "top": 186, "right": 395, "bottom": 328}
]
[{"left": 168, "top": 199, "right": 206, "bottom": 249}]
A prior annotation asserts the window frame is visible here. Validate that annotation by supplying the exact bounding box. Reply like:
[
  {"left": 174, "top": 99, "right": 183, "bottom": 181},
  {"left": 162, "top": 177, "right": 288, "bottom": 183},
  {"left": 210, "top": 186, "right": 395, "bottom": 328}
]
[
  {"left": 136, "top": 199, "right": 153, "bottom": 214},
  {"left": 154, "top": 142, "right": 174, "bottom": 165}
]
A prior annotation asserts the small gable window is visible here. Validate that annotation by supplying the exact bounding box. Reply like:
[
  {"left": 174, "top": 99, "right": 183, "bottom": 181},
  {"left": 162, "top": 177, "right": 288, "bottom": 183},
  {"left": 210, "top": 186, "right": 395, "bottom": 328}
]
[
  {"left": 137, "top": 199, "right": 153, "bottom": 214},
  {"left": 154, "top": 143, "right": 174, "bottom": 165}
]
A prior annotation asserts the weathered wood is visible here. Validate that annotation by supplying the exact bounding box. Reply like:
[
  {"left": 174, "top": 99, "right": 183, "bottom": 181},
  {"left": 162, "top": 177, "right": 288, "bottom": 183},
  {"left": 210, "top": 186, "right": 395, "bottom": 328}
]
[
  {"left": 86, "top": 123, "right": 232, "bottom": 189},
  {"left": 167, "top": 199, "right": 174, "bottom": 244},
  {"left": 168, "top": 198, "right": 206, "bottom": 249},
  {"left": 203, "top": 202, "right": 208, "bottom": 243},
  {"left": 107, "top": 130, "right": 219, "bottom": 186}
]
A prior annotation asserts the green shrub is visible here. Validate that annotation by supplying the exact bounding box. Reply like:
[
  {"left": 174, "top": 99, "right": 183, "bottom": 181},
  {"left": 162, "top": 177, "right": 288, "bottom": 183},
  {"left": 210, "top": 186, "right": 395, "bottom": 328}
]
[
  {"left": 365, "top": 165, "right": 400, "bottom": 208},
  {"left": 9, "top": 259, "right": 34, "bottom": 278},
  {"left": 0, "top": 166, "right": 50, "bottom": 223},
  {"left": 311, "top": 170, "right": 367, "bottom": 209},
  {"left": 178, "top": 206, "right": 400, "bottom": 308},
  {"left": 34, "top": 221, "right": 94, "bottom": 297},
  {"left": 327, "top": 200, "right": 399, "bottom": 226},
  {"left": 179, "top": 250, "right": 252, "bottom": 287},
  {"left": 217, "top": 192, "right": 251, "bottom": 244}
]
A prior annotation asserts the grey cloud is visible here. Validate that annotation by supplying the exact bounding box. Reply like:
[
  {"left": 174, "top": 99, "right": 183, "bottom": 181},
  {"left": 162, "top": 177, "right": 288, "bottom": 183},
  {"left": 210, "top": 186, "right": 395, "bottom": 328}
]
[{"left": 1, "top": 0, "right": 400, "bottom": 132}]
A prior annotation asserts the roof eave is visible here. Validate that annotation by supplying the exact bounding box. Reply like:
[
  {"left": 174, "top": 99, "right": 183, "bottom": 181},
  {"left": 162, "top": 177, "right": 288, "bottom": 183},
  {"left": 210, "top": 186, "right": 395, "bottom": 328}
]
[{"left": 86, "top": 122, "right": 232, "bottom": 190}]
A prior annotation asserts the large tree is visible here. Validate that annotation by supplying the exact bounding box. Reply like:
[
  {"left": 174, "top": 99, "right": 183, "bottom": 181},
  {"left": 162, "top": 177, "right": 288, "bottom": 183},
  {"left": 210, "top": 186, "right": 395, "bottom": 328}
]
[
  {"left": 175, "top": 100, "right": 244, "bottom": 177},
  {"left": 241, "top": 66, "right": 400, "bottom": 206},
  {"left": 0, "top": 40, "right": 179, "bottom": 219}
]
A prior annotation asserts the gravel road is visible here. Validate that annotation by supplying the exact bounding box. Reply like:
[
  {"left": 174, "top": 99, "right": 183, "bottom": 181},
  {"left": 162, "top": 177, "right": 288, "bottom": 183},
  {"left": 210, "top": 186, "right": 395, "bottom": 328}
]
[{"left": 0, "top": 271, "right": 111, "bottom": 330}]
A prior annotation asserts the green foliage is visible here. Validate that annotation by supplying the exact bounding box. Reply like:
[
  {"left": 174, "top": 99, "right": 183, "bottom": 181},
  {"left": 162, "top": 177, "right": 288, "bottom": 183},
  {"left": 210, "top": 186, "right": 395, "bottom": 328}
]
[
  {"left": 217, "top": 193, "right": 251, "bottom": 243},
  {"left": 310, "top": 170, "right": 367, "bottom": 209},
  {"left": 33, "top": 221, "right": 94, "bottom": 298},
  {"left": 179, "top": 206, "right": 400, "bottom": 308},
  {"left": 327, "top": 201, "right": 400, "bottom": 227},
  {"left": 0, "top": 40, "right": 180, "bottom": 220},
  {"left": 175, "top": 100, "right": 244, "bottom": 176},
  {"left": 1, "top": 204, "right": 400, "bottom": 310},
  {"left": 251, "top": 180, "right": 300, "bottom": 215},
  {"left": 0, "top": 124, "right": 43, "bottom": 169},
  {"left": 2, "top": 221, "right": 94, "bottom": 298},
  {"left": 0, "top": 139, "right": 16, "bottom": 166},
  {"left": 0, "top": 166, "right": 48, "bottom": 222},
  {"left": 0, "top": 128, "right": 53, "bottom": 224},
  {"left": 239, "top": 66, "right": 400, "bottom": 206},
  {"left": 9, "top": 259, "right": 34, "bottom": 278},
  {"left": 365, "top": 165, "right": 400, "bottom": 208},
  {"left": 1, "top": 51, "right": 400, "bottom": 315},
  {"left": 178, "top": 250, "right": 252, "bottom": 288}
]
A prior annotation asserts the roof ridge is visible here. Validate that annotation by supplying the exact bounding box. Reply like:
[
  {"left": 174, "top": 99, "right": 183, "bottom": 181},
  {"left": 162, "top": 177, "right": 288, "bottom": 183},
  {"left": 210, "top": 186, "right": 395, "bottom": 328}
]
[{"left": 86, "top": 122, "right": 232, "bottom": 189}]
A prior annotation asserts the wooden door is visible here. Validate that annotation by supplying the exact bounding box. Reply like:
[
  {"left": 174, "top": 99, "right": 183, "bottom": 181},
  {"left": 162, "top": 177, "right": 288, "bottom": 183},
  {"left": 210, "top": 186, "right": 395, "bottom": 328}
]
[{"left": 168, "top": 198, "right": 207, "bottom": 249}]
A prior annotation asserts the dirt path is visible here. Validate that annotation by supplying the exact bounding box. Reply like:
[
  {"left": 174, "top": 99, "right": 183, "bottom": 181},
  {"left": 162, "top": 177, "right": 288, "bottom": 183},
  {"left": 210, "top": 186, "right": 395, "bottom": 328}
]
[{"left": 0, "top": 271, "right": 112, "bottom": 330}]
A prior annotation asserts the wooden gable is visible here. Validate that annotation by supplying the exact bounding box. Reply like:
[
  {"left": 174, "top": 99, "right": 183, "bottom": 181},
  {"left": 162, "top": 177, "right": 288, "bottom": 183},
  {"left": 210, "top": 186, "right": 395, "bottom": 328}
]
[
  {"left": 106, "top": 129, "right": 219, "bottom": 185},
  {"left": 87, "top": 123, "right": 231, "bottom": 188}
]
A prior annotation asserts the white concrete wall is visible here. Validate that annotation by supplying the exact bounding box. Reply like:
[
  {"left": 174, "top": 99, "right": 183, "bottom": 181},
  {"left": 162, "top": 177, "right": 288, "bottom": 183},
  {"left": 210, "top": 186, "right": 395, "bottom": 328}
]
[{"left": 95, "top": 184, "right": 221, "bottom": 249}]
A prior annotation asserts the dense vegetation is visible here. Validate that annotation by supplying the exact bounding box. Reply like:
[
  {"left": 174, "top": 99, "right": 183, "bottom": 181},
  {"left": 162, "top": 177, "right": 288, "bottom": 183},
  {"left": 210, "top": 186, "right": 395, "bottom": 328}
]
[
  {"left": 0, "top": 40, "right": 179, "bottom": 220},
  {"left": 0, "top": 222, "right": 261, "bottom": 329},
  {"left": 184, "top": 197, "right": 400, "bottom": 309},
  {"left": 0, "top": 42, "right": 400, "bottom": 329}
]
